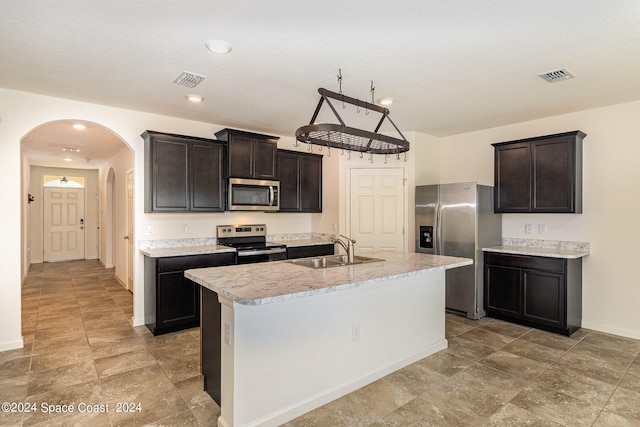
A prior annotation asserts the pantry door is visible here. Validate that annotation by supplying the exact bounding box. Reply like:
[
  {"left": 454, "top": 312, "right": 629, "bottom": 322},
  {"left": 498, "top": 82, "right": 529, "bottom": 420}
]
[
  {"left": 43, "top": 187, "right": 85, "bottom": 261},
  {"left": 349, "top": 168, "right": 405, "bottom": 253}
]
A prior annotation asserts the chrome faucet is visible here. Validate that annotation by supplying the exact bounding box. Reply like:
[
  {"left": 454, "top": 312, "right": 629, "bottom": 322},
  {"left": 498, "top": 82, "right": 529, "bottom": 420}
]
[{"left": 331, "top": 234, "right": 356, "bottom": 263}]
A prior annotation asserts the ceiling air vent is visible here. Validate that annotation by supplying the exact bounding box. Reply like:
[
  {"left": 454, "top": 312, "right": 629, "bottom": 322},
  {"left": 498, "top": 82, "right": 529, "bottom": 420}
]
[
  {"left": 538, "top": 69, "right": 574, "bottom": 83},
  {"left": 173, "top": 71, "right": 206, "bottom": 88}
]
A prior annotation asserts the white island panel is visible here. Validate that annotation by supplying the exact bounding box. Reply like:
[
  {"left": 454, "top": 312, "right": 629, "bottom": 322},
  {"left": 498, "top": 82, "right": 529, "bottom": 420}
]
[{"left": 219, "top": 269, "right": 446, "bottom": 427}]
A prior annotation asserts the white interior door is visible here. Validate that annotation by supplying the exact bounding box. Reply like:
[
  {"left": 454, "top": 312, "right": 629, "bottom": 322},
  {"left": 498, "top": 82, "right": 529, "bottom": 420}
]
[
  {"left": 43, "top": 187, "right": 85, "bottom": 262},
  {"left": 349, "top": 168, "right": 405, "bottom": 253},
  {"left": 126, "top": 170, "right": 134, "bottom": 291}
]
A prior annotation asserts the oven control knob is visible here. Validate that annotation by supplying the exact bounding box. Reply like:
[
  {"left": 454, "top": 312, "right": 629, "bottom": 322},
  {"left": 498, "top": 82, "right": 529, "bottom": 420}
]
[{"left": 226, "top": 228, "right": 231, "bottom": 233}]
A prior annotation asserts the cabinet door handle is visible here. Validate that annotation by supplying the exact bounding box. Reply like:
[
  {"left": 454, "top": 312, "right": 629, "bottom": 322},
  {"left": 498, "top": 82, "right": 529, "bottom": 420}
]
[{"left": 123, "top": 235, "right": 130, "bottom": 240}]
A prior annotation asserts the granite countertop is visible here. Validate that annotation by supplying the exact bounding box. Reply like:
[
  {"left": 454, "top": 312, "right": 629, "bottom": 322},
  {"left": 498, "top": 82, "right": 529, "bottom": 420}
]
[
  {"left": 482, "top": 238, "right": 590, "bottom": 259},
  {"left": 185, "top": 251, "right": 472, "bottom": 306},
  {"left": 140, "top": 244, "right": 235, "bottom": 258},
  {"left": 139, "top": 234, "right": 334, "bottom": 258},
  {"left": 277, "top": 239, "right": 334, "bottom": 247}
]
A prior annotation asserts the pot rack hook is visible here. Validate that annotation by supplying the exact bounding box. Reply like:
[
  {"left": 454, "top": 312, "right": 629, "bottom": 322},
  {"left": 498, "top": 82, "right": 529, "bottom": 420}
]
[
  {"left": 337, "top": 68, "right": 346, "bottom": 109},
  {"left": 367, "top": 81, "right": 375, "bottom": 115},
  {"left": 384, "top": 154, "right": 389, "bottom": 164},
  {"left": 368, "top": 152, "right": 374, "bottom": 164}
]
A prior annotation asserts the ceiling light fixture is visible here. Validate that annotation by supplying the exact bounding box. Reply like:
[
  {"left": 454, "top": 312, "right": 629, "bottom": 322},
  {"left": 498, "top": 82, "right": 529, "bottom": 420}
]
[
  {"left": 63, "top": 157, "right": 73, "bottom": 162},
  {"left": 206, "top": 39, "right": 232, "bottom": 55},
  {"left": 73, "top": 123, "right": 86, "bottom": 130},
  {"left": 186, "top": 95, "right": 204, "bottom": 103},
  {"left": 378, "top": 97, "right": 394, "bottom": 106},
  {"left": 62, "top": 147, "right": 80, "bottom": 152}
]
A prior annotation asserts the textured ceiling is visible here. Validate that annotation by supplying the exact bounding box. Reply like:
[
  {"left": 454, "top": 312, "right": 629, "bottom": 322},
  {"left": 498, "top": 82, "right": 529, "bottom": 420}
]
[{"left": 4, "top": 1, "right": 640, "bottom": 167}]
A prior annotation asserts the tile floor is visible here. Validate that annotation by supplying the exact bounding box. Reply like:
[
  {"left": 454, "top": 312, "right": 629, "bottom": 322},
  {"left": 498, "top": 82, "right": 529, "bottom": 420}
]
[{"left": 1, "top": 260, "right": 639, "bottom": 426}]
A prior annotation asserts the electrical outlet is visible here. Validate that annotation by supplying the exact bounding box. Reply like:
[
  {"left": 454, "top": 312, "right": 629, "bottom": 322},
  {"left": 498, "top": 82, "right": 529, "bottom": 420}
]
[
  {"left": 183, "top": 224, "right": 188, "bottom": 234},
  {"left": 352, "top": 323, "right": 360, "bottom": 341},
  {"left": 524, "top": 224, "right": 533, "bottom": 234},
  {"left": 143, "top": 226, "right": 153, "bottom": 235},
  {"left": 538, "top": 224, "right": 547, "bottom": 235}
]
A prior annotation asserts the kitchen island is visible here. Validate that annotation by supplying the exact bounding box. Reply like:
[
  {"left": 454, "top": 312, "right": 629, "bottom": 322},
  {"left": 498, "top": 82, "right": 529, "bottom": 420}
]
[{"left": 185, "top": 251, "right": 472, "bottom": 427}]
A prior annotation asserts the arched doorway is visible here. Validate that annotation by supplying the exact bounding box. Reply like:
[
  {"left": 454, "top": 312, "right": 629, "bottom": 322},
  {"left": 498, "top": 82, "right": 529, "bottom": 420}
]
[{"left": 21, "top": 119, "right": 133, "bottom": 284}]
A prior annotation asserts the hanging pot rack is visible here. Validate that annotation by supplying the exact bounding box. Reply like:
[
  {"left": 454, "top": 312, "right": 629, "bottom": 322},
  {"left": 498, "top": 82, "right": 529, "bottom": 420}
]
[{"left": 295, "top": 87, "right": 410, "bottom": 157}]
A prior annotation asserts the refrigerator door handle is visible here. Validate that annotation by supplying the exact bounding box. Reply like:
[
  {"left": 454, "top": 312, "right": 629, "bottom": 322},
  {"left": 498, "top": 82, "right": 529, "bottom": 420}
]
[{"left": 434, "top": 202, "right": 441, "bottom": 255}]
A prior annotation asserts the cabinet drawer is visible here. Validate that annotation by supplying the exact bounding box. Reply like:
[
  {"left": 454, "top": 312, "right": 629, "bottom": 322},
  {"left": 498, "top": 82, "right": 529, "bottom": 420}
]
[
  {"left": 485, "top": 252, "right": 565, "bottom": 273},
  {"left": 157, "top": 253, "right": 235, "bottom": 273}
]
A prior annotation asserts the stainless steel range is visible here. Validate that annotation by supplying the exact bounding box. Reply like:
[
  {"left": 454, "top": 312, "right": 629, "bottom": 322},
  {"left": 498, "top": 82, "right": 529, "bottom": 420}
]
[{"left": 216, "top": 224, "right": 287, "bottom": 264}]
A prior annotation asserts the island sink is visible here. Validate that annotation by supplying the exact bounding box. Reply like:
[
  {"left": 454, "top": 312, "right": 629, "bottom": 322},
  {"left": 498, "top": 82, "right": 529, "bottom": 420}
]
[{"left": 288, "top": 254, "right": 384, "bottom": 269}]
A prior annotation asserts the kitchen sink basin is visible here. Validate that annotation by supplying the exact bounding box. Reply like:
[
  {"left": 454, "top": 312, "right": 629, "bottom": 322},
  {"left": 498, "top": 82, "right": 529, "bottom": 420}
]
[{"left": 287, "top": 254, "right": 384, "bottom": 269}]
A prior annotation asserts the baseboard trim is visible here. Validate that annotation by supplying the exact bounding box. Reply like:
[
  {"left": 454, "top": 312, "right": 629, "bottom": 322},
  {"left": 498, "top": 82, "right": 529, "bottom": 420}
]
[
  {"left": 114, "top": 274, "right": 127, "bottom": 289},
  {"left": 581, "top": 320, "right": 640, "bottom": 340},
  {"left": 0, "top": 338, "right": 24, "bottom": 352}
]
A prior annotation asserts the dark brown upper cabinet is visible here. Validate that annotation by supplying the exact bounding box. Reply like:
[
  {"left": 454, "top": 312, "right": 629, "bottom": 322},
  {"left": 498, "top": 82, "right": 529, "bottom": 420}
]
[
  {"left": 278, "top": 149, "right": 323, "bottom": 212},
  {"left": 493, "top": 131, "right": 585, "bottom": 213},
  {"left": 143, "top": 131, "right": 225, "bottom": 212},
  {"left": 214, "top": 128, "right": 279, "bottom": 180}
]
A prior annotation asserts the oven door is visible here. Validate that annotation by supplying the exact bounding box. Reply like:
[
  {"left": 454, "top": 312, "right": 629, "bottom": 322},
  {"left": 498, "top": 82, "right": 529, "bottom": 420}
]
[{"left": 236, "top": 247, "right": 287, "bottom": 264}]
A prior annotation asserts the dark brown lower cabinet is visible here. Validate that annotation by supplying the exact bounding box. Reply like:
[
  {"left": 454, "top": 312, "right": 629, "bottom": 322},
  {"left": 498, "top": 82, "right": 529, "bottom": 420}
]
[
  {"left": 484, "top": 252, "right": 582, "bottom": 336},
  {"left": 144, "top": 252, "right": 235, "bottom": 336},
  {"left": 201, "top": 286, "right": 222, "bottom": 405}
]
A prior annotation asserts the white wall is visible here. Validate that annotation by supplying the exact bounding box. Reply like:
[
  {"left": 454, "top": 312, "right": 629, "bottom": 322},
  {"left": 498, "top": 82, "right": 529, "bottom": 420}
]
[
  {"left": 439, "top": 100, "right": 640, "bottom": 339},
  {"left": 0, "top": 88, "right": 340, "bottom": 350},
  {"left": 28, "top": 166, "right": 99, "bottom": 263},
  {"left": 98, "top": 145, "right": 134, "bottom": 282}
]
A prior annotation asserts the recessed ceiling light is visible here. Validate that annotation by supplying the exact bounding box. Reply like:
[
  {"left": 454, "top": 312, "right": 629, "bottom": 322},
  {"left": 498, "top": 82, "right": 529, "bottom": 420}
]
[
  {"left": 206, "top": 39, "right": 232, "bottom": 55},
  {"left": 62, "top": 147, "right": 80, "bottom": 152},
  {"left": 378, "top": 98, "right": 394, "bottom": 106},
  {"left": 186, "top": 95, "right": 204, "bottom": 103},
  {"left": 63, "top": 157, "right": 74, "bottom": 161},
  {"left": 73, "top": 123, "right": 86, "bottom": 130}
]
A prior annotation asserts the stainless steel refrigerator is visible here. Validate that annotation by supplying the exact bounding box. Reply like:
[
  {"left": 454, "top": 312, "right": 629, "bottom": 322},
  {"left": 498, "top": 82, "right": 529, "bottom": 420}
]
[{"left": 415, "top": 182, "right": 501, "bottom": 319}]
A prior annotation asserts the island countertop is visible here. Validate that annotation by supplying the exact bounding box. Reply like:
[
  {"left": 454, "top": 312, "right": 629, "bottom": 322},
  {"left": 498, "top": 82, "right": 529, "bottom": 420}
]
[{"left": 185, "top": 251, "right": 472, "bottom": 306}]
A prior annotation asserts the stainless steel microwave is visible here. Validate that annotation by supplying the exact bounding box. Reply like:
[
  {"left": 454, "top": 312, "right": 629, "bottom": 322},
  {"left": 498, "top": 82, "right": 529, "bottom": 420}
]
[{"left": 228, "top": 178, "right": 280, "bottom": 211}]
